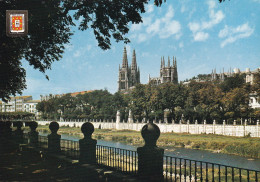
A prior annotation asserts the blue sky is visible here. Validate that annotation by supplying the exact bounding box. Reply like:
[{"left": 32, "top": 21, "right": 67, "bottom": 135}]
[{"left": 22, "top": 0, "right": 260, "bottom": 100}]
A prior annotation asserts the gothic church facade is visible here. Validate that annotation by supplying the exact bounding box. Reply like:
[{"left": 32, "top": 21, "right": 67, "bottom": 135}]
[
  {"left": 149, "top": 56, "right": 178, "bottom": 86},
  {"left": 118, "top": 47, "right": 140, "bottom": 91}
]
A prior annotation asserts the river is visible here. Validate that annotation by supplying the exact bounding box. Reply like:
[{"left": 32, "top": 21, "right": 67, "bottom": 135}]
[{"left": 40, "top": 132, "right": 260, "bottom": 171}]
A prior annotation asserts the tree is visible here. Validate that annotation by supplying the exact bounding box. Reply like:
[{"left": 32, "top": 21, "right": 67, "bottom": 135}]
[
  {"left": 219, "top": 74, "right": 246, "bottom": 93},
  {"left": 0, "top": 0, "right": 154, "bottom": 101},
  {"left": 222, "top": 87, "right": 250, "bottom": 121},
  {"left": 1, "top": 0, "right": 228, "bottom": 101},
  {"left": 252, "top": 73, "right": 260, "bottom": 97}
]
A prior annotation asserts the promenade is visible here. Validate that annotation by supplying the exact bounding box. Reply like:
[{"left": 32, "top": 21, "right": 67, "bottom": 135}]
[{"left": 0, "top": 150, "right": 77, "bottom": 181}]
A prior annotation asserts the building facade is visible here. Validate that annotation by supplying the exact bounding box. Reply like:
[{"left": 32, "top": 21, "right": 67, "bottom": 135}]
[
  {"left": 118, "top": 47, "right": 140, "bottom": 91},
  {"left": 0, "top": 96, "right": 41, "bottom": 118},
  {"left": 149, "top": 56, "right": 178, "bottom": 86},
  {"left": 23, "top": 100, "right": 41, "bottom": 116},
  {"left": 1, "top": 96, "right": 32, "bottom": 112},
  {"left": 211, "top": 67, "right": 260, "bottom": 84},
  {"left": 249, "top": 93, "right": 260, "bottom": 109}
]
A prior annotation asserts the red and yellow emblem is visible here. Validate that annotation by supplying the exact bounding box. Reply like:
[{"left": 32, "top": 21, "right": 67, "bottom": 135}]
[{"left": 10, "top": 14, "right": 24, "bottom": 32}]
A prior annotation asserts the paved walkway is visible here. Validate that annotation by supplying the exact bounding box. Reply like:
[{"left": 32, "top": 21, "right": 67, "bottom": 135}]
[{"left": 0, "top": 150, "right": 76, "bottom": 181}]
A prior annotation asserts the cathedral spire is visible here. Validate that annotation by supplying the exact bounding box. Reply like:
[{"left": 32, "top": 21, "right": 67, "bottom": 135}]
[
  {"left": 173, "top": 56, "right": 175, "bottom": 67},
  {"left": 168, "top": 56, "right": 170, "bottom": 67},
  {"left": 162, "top": 57, "right": 165, "bottom": 68},
  {"left": 122, "top": 46, "right": 128, "bottom": 68},
  {"left": 131, "top": 49, "right": 137, "bottom": 70},
  {"left": 175, "top": 57, "right": 177, "bottom": 67},
  {"left": 160, "top": 57, "right": 162, "bottom": 68}
]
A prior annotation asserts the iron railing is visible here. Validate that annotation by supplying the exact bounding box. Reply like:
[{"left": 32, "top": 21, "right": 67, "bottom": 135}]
[
  {"left": 96, "top": 145, "right": 138, "bottom": 175},
  {"left": 23, "top": 134, "right": 260, "bottom": 182},
  {"left": 164, "top": 155, "right": 259, "bottom": 182}
]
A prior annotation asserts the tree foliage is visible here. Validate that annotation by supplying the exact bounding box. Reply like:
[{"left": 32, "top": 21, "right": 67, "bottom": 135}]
[
  {"left": 0, "top": 0, "right": 159, "bottom": 101},
  {"left": 1, "top": 0, "right": 229, "bottom": 101},
  {"left": 37, "top": 74, "right": 259, "bottom": 123}
]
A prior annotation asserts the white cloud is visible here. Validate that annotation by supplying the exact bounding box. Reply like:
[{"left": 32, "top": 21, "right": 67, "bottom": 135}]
[
  {"left": 252, "top": 0, "right": 260, "bottom": 3},
  {"left": 125, "top": 45, "right": 132, "bottom": 57},
  {"left": 146, "top": 5, "right": 181, "bottom": 39},
  {"left": 188, "top": 22, "right": 200, "bottom": 32},
  {"left": 181, "top": 5, "right": 186, "bottom": 13},
  {"left": 137, "top": 34, "right": 148, "bottom": 43},
  {"left": 131, "top": 24, "right": 142, "bottom": 31},
  {"left": 194, "top": 32, "right": 209, "bottom": 41},
  {"left": 219, "top": 23, "right": 254, "bottom": 47},
  {"left": 188, "top": 0, "right": 224, "bottom": 41},
  {"left": 179, "top": 42, "right": 184, "bottom": 48},
  {"left": 73, "top": 45, "right": 92, "bottom": 57},
  {"left": 160, "top": 20, "right": 181, "bottom": 39},
  {"left": 207, "top": 0, "right": 216, "bottom": 9},
  {"left": 146, "top": 4, "right": 154, "bottom": 13},
  {"left": 64, "top": 44, "right": 74, "bottom": 51},
  {"left": 130, "top": 5, "right": 181, "bottom": 42},
  {"left": 146, "top": 19, "right": 161, "bottom": 34}
]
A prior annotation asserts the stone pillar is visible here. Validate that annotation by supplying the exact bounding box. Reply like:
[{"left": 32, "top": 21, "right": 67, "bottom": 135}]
[
  {"left": 195, "top": 120, "right": 198, "bottom": 134},
  {"left": 179, "top": 120, "right": 182, "bottom": 133},
  {"left": 137, "top": 123, "right": 164, "bottom": 182},
  {"left": 28, "top": 121, "right": 39, "bottom": 147},
  {"left": 213, "top": 120, "right": 216, "bottom": 134},
  {"left": 244, "top": 119, "right": 247, "bottom": 137},
  {"left": 1, "top": 121, "right": 14, "bottom": 153},
  {"left": 128, "top": 109, "right": 134, "bottom": 124},
  {"left": 48, "top": 122, "right": 61, "bottom": 153},
  {"left": 257, "top": 121, "right": 259, "bottom": 138},
  {"left": 79, "top": 122, "right": 97, "bottom": 164},
  {"left": 164, "top": 114, "right": 167, "bottom": 124},
  {"left": 203, "top": 120, "right": 206, "bottom": 133},
  {"left": 172, "top": 119, "right": 175, "bottom": 124},
  {"left": 233, "top": 120, "right": 236, "bottom": 136},
  {"left": 187, "top": 120, "right": 190, "bottom": 133},
  {"left": 13, "top": 121, "right": 24, "bottom": 145},
  {"left": 223, "top": 120, "right": 225, "bottom": 135}
]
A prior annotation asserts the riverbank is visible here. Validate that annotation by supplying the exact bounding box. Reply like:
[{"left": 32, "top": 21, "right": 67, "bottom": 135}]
[{"left": 34, "top": 125, "right": 260, "bottom": 159}]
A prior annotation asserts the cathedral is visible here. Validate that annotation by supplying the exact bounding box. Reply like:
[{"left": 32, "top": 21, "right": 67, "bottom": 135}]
[
  {"left": 149, "top": 56, "right": 178, "bottom": 86},
  {"left": 118, "top": 47, "right": 179, "bottom": 91},
  {"left": 118, "top": 47, "right": 140, "bottom": 91}
]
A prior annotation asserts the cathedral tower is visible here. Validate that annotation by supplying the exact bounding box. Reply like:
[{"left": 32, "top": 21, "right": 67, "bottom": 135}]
[
  {"left": 150, "top": 56, "right": 178, "bottom": 85},
  {"left": 118, "top": 47, "right": 140, "bottom": 92}
]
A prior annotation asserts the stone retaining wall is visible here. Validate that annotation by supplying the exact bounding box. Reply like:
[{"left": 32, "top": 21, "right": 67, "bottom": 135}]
[{"left": 37, "top": 120, "right": 260, "bottom": 137}]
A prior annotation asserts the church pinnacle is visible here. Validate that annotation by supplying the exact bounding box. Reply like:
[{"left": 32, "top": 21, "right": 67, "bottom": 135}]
[
  {"left": 118, "top": 47, "right": 140, "bottom": 92},
  {"left": 131, "top": 49, "right": 137, "bottom": 70},
  {"left": 122, "top": 47, "right": 128, "bottom": 68}
]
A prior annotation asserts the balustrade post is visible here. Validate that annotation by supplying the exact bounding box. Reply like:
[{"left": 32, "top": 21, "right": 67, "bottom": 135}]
[
  {"left": 213, "top": 120, "right": 216, "bottom": 134},
  {"left": 204, "top": 120, "right": 206, "bottom": 133},
  {"left": 244, "top": 119, "right": 247, "bottom": 137},
  {"left": 195, "top": 120, "right": 198, "bottom": 134},
  {"left": 79, "top": 122, "right": 97, "bottom": 164},
  {"left": 137, "top": 123, "right": 164, "bottom": 182},
  {"left": 48, "top": 121, "right": 61, "bottom": 153},
  {"left": 13, "top": 121, "right": 24, "bottom": 145},
  {"left": 116, "top": 110, "right": 120, "bottom": 130},
  {"left": 223, "top": 120, "right": 226, "bottom": 135},
  {"left": 28, "top": 121, "right": 39, "bottom": 147},
  {"left": 233, "top": 120, "right": 236, "bottom": 136},
  {"left": 187, "top": 120, "right": 190, "bottom": 133},
  {"left": 179, "top": 120, "right": 182, "bottom": 133},
  {"left": 257, "top": 121, "right": 259, "bottom": 137},
  {"left": 128, "top": 109, "right": 134, "bottom": 124}
]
